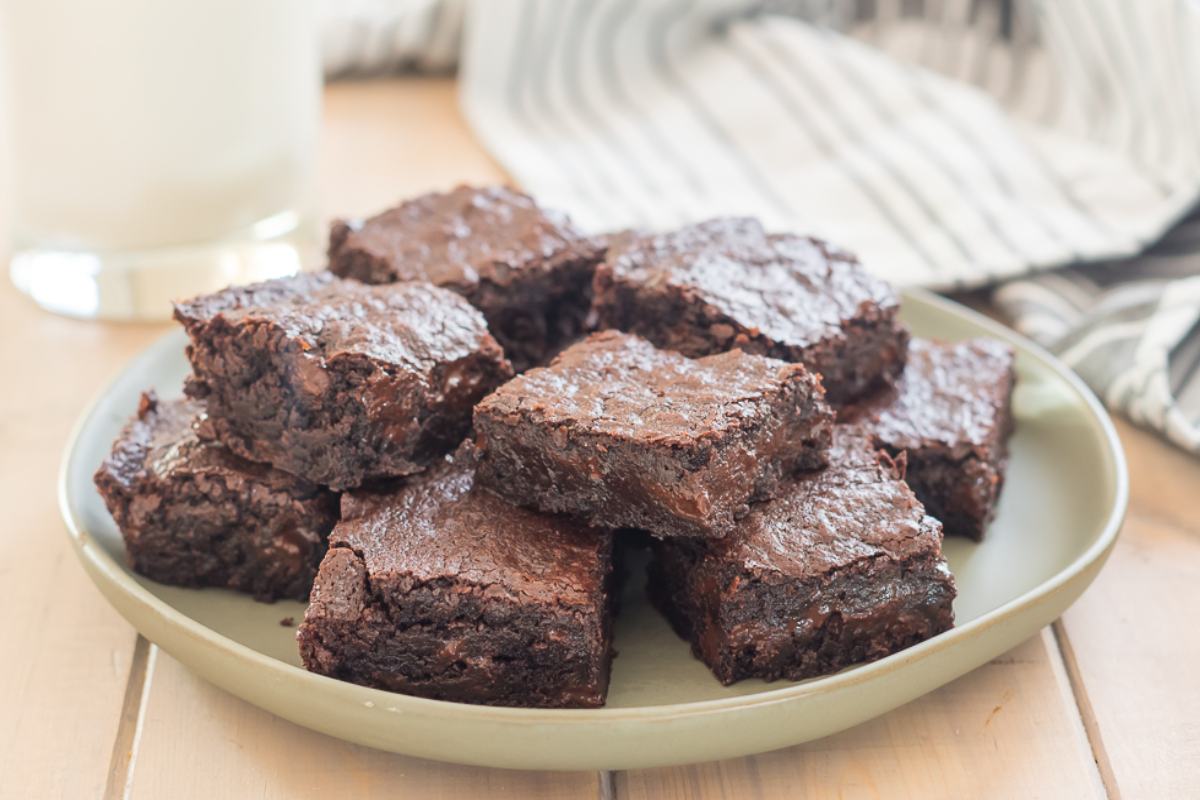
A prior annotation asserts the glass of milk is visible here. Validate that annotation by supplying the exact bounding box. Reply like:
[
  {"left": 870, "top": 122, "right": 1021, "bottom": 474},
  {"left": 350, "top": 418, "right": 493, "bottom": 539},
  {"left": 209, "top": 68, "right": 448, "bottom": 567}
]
[{"left": 0, "top": 0, "right": 321, "bottom": 320}]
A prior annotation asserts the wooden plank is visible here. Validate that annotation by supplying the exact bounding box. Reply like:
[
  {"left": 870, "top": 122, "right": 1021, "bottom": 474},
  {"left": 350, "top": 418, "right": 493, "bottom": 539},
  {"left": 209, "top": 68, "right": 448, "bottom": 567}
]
[
  {"left": 125, "top": 650, "right": 601, "bottom": 800},
  {"left": 1054, "top": 420, "right": 1200, "bottom": 800},
  {"left": 0, "top": 280, "right": 169, "bottom": 797},
  {"left": 617, "top": 631, "right": 1105, "bottom": 800}
]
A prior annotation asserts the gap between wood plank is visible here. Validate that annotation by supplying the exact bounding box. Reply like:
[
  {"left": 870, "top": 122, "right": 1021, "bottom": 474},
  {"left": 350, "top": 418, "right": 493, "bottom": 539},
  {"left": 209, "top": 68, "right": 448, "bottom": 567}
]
[
  {"left": 103, "top": 637, "right": 155, "bottom": 800},
  {"left": 1051, "top": 621, "right": 1121, "bottom": 800},
  {"left": 599, "top": 770, "right": 616, "bottom": 800}
]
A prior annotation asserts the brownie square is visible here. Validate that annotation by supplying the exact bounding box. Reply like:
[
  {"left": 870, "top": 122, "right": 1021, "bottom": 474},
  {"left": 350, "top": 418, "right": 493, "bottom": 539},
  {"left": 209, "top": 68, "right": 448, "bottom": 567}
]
[
  {"left": 328, "top": 185, "right": 605, "bottom": 371},
  {"left": 473, "top": 330, "right": 834, "bottom": 539},
  {"left": 175, "top": 272, "right": 512, "bottom": 490},
  {"left": 850, "top": 337, "right": 1016, "bottom": 540},
  {"left": 591, "top": 217, "right": 909, "bottom": 403},
  {"left": 297, "top": 447, "right": 615, "bottom": 708},
  {"left": 93, "top": 393, "right": 338, "bottom": 601},
  {"left": 649, "top": 428, "right": 956, "bottom": 685}
]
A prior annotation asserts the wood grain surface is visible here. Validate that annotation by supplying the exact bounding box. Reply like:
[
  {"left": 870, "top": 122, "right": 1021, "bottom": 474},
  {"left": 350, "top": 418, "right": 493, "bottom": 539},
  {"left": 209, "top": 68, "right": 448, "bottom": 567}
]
[{"left": 2, "top": 77, "right": 1197, "bottom": 799}]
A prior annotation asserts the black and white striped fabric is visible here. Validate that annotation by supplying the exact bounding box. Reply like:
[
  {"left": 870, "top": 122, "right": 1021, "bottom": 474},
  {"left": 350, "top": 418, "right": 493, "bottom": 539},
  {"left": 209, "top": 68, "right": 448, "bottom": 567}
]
[
  {"left": 321, "top": 0, "right": 464, "bottom": 77},
  {"left": 321, "top": 0, "right": 1200, "bottom": 454},
  {"left": 995, "top": 209, "right": 1200, "bottom": 453}
]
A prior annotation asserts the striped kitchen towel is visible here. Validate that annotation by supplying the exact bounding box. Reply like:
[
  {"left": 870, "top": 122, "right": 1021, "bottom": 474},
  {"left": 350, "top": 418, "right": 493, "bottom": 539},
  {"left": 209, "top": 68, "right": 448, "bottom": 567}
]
[
  {"left": 321, "top": 0, "right": 464, "bottom": 77},
  {"left": 995, "top": 208, "right": 1200, "bottom": 453},
  {"left": 322, "top": 0, "right": 1200, "bottom": 454}
]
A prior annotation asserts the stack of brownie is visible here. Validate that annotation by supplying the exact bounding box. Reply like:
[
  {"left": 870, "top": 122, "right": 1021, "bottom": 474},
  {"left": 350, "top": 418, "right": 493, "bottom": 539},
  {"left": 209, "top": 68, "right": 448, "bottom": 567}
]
[{"left": 95, "top": 185, "right": 1016, "bottom": 709}]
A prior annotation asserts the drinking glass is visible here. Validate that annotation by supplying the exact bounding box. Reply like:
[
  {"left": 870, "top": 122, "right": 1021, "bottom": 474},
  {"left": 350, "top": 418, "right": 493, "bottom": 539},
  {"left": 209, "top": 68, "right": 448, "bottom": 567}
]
[{"left": 0, "top": 0, "right": 322, "bottom": 319}]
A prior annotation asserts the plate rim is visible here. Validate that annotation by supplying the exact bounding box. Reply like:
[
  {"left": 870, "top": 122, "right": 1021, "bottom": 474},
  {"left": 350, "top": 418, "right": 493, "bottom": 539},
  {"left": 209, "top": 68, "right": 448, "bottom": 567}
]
[{"left": 59, "top": 287, "right": 1129, "bottom": 725}]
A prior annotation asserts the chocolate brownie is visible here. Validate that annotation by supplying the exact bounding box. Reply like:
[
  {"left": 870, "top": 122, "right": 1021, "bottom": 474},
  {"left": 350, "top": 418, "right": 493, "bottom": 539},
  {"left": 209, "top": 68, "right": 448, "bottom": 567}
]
[
  {"left": 591, "top": 217, "right": 908, "bottom": 403},
  {"left": 474, "top": 331, "right": 834, "bottom": 539},
  {"left": 849, "top": 337, "right": 1016, "bottom": 540},
  {"left": 175, "top": 272, "right": 512, "bottom": 490},
  {"left": 649, "top": 428, "right": 956, "bottom": 685},
  {"left": 297, "top": 447, "right": 615, "bottom": 708},
  {"left": 93, "top": 393, "right": 338, "bottom": 601},
  {"left": 328, "top": 185, "right": 605, "bottom": 371}
]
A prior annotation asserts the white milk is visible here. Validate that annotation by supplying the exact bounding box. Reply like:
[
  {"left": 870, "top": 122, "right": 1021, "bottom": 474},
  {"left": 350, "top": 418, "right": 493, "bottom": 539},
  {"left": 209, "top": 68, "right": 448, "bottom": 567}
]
[{"left": 1, "top": 0, "right": 321, "bottom": 318}]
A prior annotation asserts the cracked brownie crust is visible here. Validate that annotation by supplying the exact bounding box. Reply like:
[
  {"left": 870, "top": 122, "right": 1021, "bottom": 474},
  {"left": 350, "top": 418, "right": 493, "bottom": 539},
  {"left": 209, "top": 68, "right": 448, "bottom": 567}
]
[
  {"left": 649, "top": 429, "right": 956, "bottom": 684},
  {"left": 328, "top": 185, "right": 605, "bottom": 370},
  {"left": 175, "top": 272, "right": 512, "bottom": 490},
  {"left": 93, "top": 393, "right": 338, "bottom": 601},
  {"left": 850, "top": 337, "right": 1016, "bottom": 540},
  {"left": 297, "top": 447, "right": 615, "bottom": 708},
  {"left": 592, "top": 217, "right": 908, "bottom": 403},
  {"left": 473, "top": 331, "right": 834, "bottom": 539}
]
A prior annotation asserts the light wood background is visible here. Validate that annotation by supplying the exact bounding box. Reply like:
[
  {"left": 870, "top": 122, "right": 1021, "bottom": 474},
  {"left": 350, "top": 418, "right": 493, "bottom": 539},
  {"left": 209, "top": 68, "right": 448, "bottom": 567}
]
[{"left": 2, "top": 78, "right": 1198, "bottom": 800}]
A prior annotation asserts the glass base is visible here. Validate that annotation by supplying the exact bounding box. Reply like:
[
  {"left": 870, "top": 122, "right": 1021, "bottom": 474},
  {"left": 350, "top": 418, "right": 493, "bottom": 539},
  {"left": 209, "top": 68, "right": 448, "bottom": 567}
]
[{"left": 9, "top": 210, "right": 320, "bottom": 321}]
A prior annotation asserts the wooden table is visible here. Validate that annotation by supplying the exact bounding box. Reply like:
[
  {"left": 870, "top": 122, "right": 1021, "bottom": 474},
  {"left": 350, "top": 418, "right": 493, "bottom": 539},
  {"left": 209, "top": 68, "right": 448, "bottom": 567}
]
[{"left": 3, "top": 78, "right": 1198, "bottom": 800}]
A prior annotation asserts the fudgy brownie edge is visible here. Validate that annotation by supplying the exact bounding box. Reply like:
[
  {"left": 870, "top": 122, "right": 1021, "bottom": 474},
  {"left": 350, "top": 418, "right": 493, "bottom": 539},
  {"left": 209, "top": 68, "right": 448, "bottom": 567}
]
[
  {"left": 175, "top": 272, "right": 512, "bottom": 489},
  {"left": 297, "top": 448, "right": 617, "bottom": 708},
  {"left": 474, "top": 331, "right": 834, "bottom": 538},
  {"left": 93, "top": 392, "right": 338, "bottom": 601}
]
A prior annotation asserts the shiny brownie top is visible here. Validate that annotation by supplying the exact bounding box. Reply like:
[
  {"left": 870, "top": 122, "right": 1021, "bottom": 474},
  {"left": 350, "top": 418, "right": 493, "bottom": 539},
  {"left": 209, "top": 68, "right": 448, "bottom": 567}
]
[
  {"left": 707, "top": 428, "right": 947, "bottom": 578},
  {"left": 475, "top": 330, "right": 827, "bottom": 446},
  {"left": 330, "top": 447, "right": 611, "bottom": 606},
  {"left": 859, "top": 337, "right": 1015, "bottom": 453},
  {"left": 328, "top": 184, "right": 601, "bottom": 288},
  {"left": 600, "top": 217, "right": 899, "bottom": 344},
  {"left": 173, "top": 271, "right": 504, "bottom": 370}
]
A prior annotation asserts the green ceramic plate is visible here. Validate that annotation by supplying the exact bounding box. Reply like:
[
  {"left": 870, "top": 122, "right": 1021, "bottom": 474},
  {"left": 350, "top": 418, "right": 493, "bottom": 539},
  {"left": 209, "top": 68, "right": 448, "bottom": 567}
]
[{"left": 60, "top": 290, "right": 1127, "bottom": 771}]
